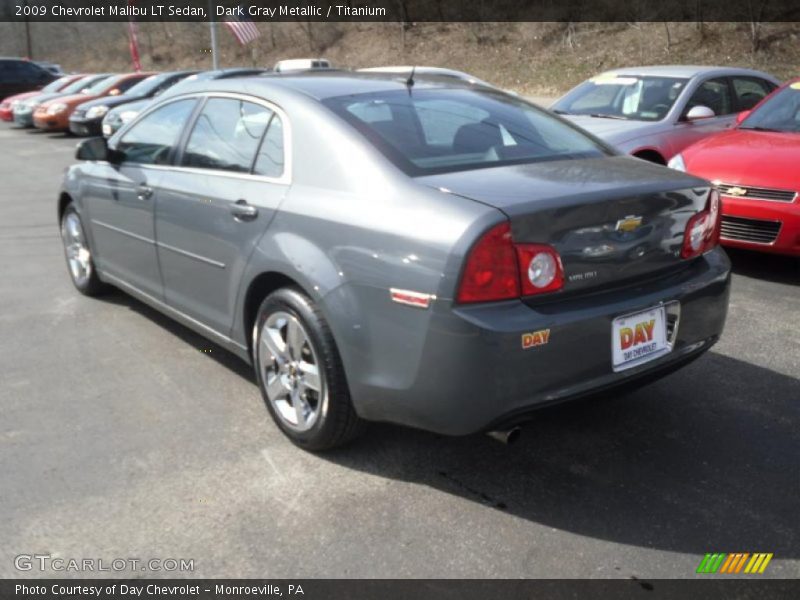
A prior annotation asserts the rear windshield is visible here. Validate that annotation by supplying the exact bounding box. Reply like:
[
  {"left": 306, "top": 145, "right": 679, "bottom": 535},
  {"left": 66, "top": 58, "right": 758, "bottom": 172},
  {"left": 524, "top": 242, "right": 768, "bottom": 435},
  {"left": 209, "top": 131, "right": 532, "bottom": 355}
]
[{"left": 323, "top": 88, "right": 610, "bottom": 176}]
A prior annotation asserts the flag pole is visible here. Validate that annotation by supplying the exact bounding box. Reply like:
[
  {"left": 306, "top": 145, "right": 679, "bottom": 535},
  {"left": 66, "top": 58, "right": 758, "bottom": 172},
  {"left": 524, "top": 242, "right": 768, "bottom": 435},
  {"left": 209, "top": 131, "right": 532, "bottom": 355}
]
[{"left": 209, "top": 0, "right": 219, "bottom": 69}]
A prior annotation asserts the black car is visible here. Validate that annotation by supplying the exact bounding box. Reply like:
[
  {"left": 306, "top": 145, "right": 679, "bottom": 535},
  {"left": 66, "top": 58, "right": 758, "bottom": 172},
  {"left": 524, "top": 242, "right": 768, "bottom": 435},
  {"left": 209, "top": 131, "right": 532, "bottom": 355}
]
[
  {"left": 0, "top": 58, "right": 56, "bottom": 100},
  {"left": 69, "top": 70, "right": 199, "bottom": 136}
]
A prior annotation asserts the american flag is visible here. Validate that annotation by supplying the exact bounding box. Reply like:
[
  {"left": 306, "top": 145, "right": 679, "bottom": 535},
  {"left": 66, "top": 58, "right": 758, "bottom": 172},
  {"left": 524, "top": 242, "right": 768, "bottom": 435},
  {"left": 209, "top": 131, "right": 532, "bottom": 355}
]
[{"left": 223, "top": 5, "right": 261, "bottom": 46}]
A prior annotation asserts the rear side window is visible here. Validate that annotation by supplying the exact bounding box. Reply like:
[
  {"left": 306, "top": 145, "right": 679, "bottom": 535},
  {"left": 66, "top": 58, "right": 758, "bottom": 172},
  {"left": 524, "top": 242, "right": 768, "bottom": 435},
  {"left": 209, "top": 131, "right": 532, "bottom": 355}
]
[
  {"left": 116, "top": 99, "right": 196, "bottom": 165},
  {"left": 182, "top": 98, "right": 272, "bottom": 173},
  {"left": 732, "top": 77, "right": 775, "bottom": 111},
  {"left": 324, "top": 88, "right": 609, "bottom": 176}
]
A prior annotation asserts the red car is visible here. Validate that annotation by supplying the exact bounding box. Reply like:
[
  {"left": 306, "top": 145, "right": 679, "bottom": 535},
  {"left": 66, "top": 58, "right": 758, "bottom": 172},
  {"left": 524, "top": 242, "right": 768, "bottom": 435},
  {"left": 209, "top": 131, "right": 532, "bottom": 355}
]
[
  {"left": 0, "top": 73, "right": 85, "bottom": 121},
  {"left": 669, "top": 79, "right": 800, "bottom": 256}
]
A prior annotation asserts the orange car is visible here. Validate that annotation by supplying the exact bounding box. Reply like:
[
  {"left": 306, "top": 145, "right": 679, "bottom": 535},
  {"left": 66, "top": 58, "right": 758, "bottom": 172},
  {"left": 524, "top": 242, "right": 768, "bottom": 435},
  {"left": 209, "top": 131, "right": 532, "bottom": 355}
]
[{"left": 33, "top": 72, "right": 154, "bottom": 132}]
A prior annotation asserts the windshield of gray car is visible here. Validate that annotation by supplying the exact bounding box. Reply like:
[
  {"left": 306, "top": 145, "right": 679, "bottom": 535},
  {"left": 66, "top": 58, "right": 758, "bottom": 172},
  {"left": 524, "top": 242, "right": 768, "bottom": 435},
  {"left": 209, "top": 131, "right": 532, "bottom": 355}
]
[
  {"left": 552, "top": 75, "right": 689, "bottom": 122},
  {"left": 739, "top": 83, "right": 800, "bottom": 133},
  {"left": 123, "top": 73, "right": 177, "bottom": 97},
  {"left": 324, "top": 88, "right": 611, "bottom": 176},
  {"left": 83, "top": 75, "right": 119, "bottom": 95}
]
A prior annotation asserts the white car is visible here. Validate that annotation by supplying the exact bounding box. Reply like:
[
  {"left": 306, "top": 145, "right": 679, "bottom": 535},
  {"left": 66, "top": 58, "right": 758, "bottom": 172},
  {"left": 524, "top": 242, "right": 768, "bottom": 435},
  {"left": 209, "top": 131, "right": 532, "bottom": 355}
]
[{"left": 551, "top": 65, "right": 780, "bottom": 164}]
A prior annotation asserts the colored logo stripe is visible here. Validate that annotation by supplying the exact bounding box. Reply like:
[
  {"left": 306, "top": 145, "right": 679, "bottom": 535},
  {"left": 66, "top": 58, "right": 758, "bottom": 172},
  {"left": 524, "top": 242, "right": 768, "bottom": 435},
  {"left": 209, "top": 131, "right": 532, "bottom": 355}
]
[
  {"left": 745, "top": 553, "right": 773, "bottom": 574},
  {"left": 697, "top": 553, "right": 773, "bottom": 574},
  {"left": 697, "top": 554, "right": 726, "bottom": 573}
]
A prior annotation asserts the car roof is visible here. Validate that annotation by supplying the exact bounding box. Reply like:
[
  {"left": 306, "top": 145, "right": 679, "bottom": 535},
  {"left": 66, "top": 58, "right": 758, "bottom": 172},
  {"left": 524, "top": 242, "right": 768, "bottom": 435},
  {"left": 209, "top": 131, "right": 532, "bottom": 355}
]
[
  {"left": 231, "top": 70, "right": 493, "bottom": 100},
  {"left": 601, "top": 65, "right": 775, "bottom": 79}
]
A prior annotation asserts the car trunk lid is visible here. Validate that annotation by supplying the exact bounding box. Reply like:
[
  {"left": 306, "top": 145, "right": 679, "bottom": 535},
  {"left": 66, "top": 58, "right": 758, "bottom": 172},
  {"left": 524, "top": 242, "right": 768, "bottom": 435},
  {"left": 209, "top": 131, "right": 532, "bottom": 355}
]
[{"left": 418, "top": 156, "right": 711, "bottom": 294}]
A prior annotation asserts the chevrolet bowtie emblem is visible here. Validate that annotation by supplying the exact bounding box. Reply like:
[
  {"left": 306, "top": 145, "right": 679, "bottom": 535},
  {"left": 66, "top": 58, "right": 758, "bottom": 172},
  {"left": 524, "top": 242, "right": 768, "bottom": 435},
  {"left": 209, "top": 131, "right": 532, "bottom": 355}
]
[
  {"left": 726, "top": 186, "right": 748, "bottom": 196},
  {"left": 615, "top": 215, "right": 643, "bottom": 233}
]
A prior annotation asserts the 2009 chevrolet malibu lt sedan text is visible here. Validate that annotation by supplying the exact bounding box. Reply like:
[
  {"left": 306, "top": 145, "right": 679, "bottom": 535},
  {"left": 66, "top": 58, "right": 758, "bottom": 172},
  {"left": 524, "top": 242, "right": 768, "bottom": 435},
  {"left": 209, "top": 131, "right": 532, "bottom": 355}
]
[{"left": 58, "top": 72, "right": 731, "bottom": 450}]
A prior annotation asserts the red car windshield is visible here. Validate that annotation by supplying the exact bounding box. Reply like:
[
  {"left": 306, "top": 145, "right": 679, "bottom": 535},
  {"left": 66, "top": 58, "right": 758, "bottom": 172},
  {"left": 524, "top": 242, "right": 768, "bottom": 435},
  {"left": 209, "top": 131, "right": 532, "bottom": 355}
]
[{"left": 740, "top": 83, "right": 800, "bottom": 133}]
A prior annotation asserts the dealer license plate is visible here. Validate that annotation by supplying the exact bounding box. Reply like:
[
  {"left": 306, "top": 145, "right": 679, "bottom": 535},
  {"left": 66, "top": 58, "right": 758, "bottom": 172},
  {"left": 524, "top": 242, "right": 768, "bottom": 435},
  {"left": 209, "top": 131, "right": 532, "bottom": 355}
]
[{"left": 612, "top": 306, "right": 670, "bottom": 372}]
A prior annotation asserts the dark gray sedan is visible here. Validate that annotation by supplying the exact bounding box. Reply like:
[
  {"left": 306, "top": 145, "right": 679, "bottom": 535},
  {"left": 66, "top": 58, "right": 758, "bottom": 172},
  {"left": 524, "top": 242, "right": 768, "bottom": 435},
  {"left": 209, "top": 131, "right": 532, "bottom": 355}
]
[{"left": 58, "top": 72, "right": 731, "bottom": 450}]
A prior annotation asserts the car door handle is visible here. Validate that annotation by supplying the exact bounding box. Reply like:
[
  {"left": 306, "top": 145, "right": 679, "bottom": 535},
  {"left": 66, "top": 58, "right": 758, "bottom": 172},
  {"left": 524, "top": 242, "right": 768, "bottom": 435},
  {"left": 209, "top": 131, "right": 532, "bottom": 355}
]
[
  {"left": 137, "top": 185, "right": 154, "bottom": 201},
  {"left": 230, "top": 199, "right": 258, "bottom": 221}
]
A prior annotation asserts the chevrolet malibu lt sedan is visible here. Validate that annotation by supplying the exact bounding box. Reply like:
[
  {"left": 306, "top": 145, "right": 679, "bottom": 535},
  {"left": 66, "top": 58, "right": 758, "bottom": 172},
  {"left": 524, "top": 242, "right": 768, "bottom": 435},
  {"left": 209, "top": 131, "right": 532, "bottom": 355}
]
[
  {"left": 59, "top": 72, "right": 731, "bottom": 450},
  {"left": 551, "top": 66, "right": 779, "bottom": 164},
  {"left": 669, "top": 79, "right": 800, "bottom": 255}
]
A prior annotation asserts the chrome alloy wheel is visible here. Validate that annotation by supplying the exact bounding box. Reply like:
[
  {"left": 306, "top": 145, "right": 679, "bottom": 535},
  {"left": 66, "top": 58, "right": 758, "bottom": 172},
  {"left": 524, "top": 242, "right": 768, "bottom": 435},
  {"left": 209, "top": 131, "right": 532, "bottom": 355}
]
[
  {"left": 61, "top": 211, "right": 93, "bottom": 287},
  {"left": 258, "top": 311, "right": 325, "bottom": 432}
]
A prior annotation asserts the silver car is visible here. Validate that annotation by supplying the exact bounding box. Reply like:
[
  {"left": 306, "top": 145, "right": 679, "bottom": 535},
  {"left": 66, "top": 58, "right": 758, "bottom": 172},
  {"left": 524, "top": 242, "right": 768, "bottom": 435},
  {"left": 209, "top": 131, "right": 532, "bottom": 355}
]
[
  {"left": 551, "top": 65, "right": 780, "bottom": 164},
  {"left": 59, "top": 72, "right": 731, "bottom": 450}
]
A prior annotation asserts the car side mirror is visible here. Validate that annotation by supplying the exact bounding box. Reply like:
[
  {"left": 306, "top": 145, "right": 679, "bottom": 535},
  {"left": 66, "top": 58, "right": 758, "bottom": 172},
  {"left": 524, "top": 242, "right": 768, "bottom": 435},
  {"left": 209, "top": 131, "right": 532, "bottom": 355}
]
[
  {"left": 685, "top": 105, "right": 715, "bottom": 121},
  {"left": 108, "top": 88, "right": 121, "bottom": 96},
  {"left": 735, "top": 109, "right": 751, "bottom": 125},
  {"left": 76, "top": 137, "right": 120, "bottom": 162}
]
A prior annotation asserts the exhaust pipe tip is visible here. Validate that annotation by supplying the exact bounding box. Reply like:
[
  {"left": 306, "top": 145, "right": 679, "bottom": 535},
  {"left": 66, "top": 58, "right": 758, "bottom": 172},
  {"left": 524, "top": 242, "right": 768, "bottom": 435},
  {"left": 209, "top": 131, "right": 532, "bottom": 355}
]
[{"left": 487, "top": 426, "right": 521, "bottom": 445}]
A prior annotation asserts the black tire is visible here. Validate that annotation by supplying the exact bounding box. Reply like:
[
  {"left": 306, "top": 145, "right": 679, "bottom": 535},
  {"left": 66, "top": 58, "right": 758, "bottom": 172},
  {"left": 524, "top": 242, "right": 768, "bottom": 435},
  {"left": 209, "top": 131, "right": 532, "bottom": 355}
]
[
  {"left": 60, "top": 204, "right": 107, "bottom": 296},
  {"left": 253, "top": 287, "right": 365, "bottom": 451}
]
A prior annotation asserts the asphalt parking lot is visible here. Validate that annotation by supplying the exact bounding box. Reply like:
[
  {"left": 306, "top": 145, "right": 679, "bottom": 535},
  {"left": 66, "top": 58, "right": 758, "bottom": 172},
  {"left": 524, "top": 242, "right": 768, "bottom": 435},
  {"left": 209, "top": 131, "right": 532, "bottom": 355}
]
[{"left": 1, "top": 122, "right": 798, "bottom": 580}]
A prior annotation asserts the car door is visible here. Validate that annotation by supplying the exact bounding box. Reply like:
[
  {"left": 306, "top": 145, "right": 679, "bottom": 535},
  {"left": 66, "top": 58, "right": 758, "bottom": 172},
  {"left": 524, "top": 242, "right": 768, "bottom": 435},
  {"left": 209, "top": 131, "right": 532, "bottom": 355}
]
[
  {"left": 155, "top": 94, "right": 289, "bottom": 336},
  {"left": 81, "top": 98, "right": 197, "bottom": 298},
  {"left": 669, "top": 77, "right": 737, "bottom": 156}
]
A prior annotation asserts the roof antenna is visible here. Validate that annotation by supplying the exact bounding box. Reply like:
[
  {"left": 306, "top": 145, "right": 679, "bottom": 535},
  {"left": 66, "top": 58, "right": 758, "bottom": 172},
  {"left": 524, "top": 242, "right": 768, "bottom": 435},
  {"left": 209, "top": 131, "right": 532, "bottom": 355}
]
[{"left": 406, "top": 65, "right": 416, "bottom": 92}]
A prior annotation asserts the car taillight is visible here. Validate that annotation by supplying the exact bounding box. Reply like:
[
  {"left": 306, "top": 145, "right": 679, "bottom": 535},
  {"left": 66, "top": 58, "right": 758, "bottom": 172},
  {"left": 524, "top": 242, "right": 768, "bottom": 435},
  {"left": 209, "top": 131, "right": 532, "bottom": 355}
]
[
  {"left": 456, "top": 222, "right": 564, "bottom": 303},
  {"left": 681, "top": 189, "right": 721, "bottom": 259},
  {"left": 516, "top": 244, "right": 565, "bottom": 295},
  {"left": 457, "top": 222, "right": 520, "bottom": 303}
]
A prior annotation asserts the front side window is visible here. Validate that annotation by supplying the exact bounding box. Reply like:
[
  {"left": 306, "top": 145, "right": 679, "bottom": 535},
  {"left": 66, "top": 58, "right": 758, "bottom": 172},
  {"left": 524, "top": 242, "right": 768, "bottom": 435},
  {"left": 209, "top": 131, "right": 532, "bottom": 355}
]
[
  {"left": 684, "top": 78, "right": 733, "bottom": 117},
  {"left": 182, "top": 98, "right": 272, "bottom": 173},
  {"left": 325, "top": 88, "right": 610, "bottom": 176},
  {"left": 552, "top": 75, "right": 688, "bottom": 122},
  {"left": 116, "top": 99, "right": 196, "bottom": 165}
]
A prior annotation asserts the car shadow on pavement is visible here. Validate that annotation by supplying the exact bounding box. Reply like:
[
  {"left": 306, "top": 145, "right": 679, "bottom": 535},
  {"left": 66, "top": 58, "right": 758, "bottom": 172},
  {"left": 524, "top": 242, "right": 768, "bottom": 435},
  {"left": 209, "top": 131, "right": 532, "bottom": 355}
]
[
  {"left": 95, "top": 288, "right": 255, "bottom": 382},
  {"left": 91, "top": 274, "right": 798, "bottom": 557},
  {"left": 321, "top": 352, "right": 800, "bottom": 557},
  {"left": 727, "top": 248, "right": 799, "bottom": 285}
]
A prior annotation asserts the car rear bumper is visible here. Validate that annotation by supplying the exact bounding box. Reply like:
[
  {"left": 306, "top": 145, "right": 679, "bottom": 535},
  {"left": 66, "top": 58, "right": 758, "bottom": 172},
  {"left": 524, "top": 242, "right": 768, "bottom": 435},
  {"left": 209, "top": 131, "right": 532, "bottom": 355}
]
[
  {"left": 338, "top": 248, "right": 731, "bottom": 435},
  {"left": 720, "top": 197, "right": 800, "bottom": 256}
]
